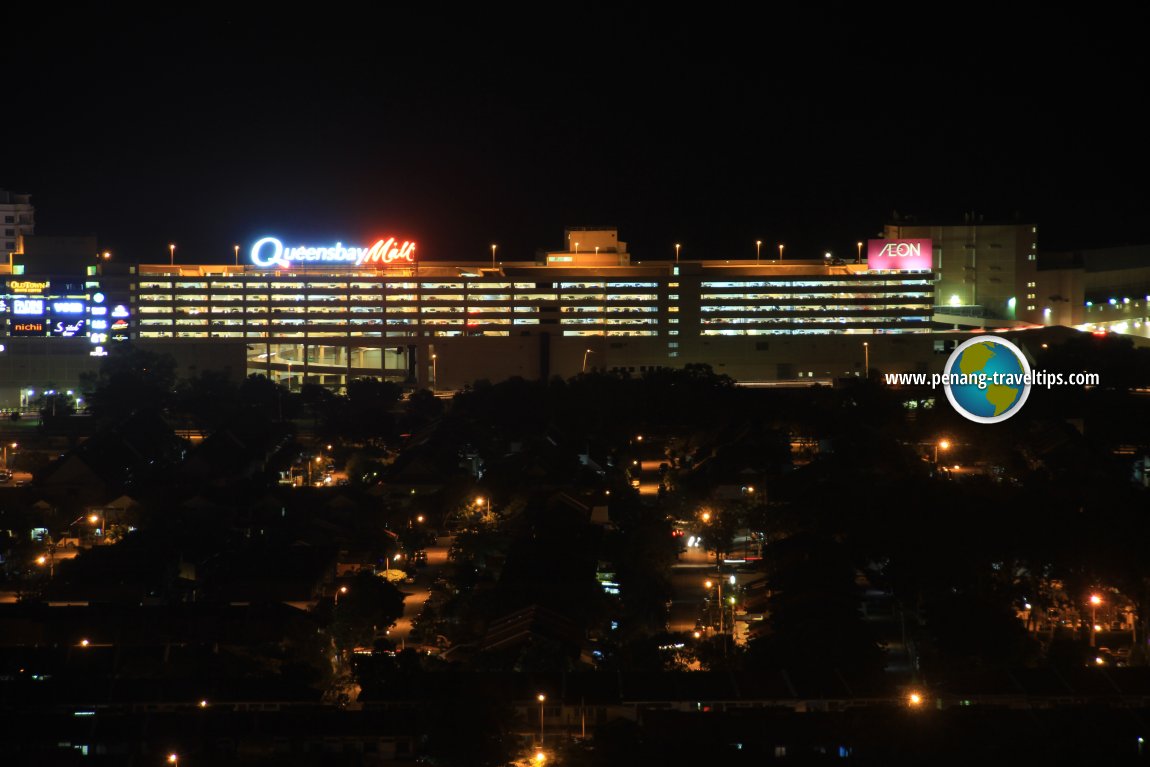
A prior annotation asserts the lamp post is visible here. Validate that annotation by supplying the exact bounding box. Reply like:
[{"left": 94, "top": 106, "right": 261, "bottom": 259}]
[
  {"left": 169, "top": 243, "right": 175, "bottom": 266},
  {"left": 857, "top": 241, "right": 864, "bottom": 264},
  {"left": 582, "top": 348, "right": 593, "bottom": 373},
  {"left": 863, "top": 342, "right": 869, "bottom": 378},
  {"left": 675, "top": 243, "right": 681, "bottom": 263},
  {"left": 491, "top": 243, "right": 497, "bottom": 270},
  {"left": 705, "top": 579, "right": 724, "bottom": 634},
  {"left": 88, "top": 511, "right": 106, "bottom": 542},
  {"left": 234, "top": 244, "right": 240, "bottom": 266},
  {"left": 537, "top": 693, "right": 546, "bottom": 745},
  {"left": 778, "top": 243, "right": 784, "bottom": 261},
  {"left": 1090, "top": 594, "right": 1102, "bottom": 646},
  {"left": 2, "top": 441, "right": 15, "bottom": 471},
  {"left": 934, "top": 439, "right": 950, "bottom": 464},
  {"left": 431, "top": 353, "right": 438, "bottom": 391},
  {"left": 755, "top": 240, "right": 762, "bottom": 262}
]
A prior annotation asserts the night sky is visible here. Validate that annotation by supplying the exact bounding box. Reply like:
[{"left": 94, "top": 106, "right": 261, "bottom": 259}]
[{"left": 3, "top": 10, "right": 1148, "bottom": 264}]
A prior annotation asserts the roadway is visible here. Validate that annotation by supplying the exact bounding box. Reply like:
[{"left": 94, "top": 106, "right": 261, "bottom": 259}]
[{"left": 388, "top": 535, "right": 452, "bottom": 649}]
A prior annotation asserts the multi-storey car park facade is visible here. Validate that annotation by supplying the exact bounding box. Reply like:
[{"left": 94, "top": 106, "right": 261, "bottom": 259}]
[
  {"left": 124, "top": 229, "right": 934, "bottom": 390},
  {"left": 0, "top": 228, "right": 939, "bottom": 400}
]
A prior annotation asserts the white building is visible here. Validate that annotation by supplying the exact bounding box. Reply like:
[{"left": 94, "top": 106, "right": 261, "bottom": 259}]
[{"left": 0, "top": 189, "right": 35, "bottom": 259}]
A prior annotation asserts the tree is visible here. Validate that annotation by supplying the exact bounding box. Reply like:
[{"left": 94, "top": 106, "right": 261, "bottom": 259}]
[
  {"left": 330, "top": 570, "right": 405, "bottom": 656},
  {"left": 80, "top": 343, "right": 177, "bottom": 420},
  {"left": 172, "top": 369, "right": 239, "bottom": 430},
  {"left": 36, "top": 391, "right": 77, "bottom": 421},
  {"left": 747, "top": 532, "right": 884, "bottom": 676}
]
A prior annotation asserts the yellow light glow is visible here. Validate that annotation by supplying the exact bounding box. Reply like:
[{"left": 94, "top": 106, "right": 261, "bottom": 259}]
[{"left": 1090, "top": 594, "right": 1102, "bottom": 605}]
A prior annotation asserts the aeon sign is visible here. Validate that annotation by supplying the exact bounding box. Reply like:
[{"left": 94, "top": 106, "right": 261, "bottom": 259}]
[
  {"left": 250, "top": 236, "right": 416, "bottom": 269},
  {"left": 867, "top": 238, "right": 933, "bottom": 271}
]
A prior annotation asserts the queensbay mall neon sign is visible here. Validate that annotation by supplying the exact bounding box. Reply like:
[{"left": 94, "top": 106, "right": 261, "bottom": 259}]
[{"left": 250, "top": 236, "right": 416, "bottom": 269}]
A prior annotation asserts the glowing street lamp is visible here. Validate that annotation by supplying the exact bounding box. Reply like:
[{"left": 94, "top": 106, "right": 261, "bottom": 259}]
[
  {"left": 907, "top": 691, "right": 924, "bottom": 707},
  {"left": 234, "top": 244, "right": 240, "bottom": 266},
  {"left": 857, "top": 240, "right": 864, "bottom": 263},
  {"left": 755, "top": 240, "right": 762, "bottom": 262},
  {"left": 537, "top": 693, "right": 546, "bottom": 745},
  {"left": 934, "top": 439, "right": 950, "bottom": 464},
  {"left": 675, "top": 243, "right": 681, "bottom": 262},
  {"left": 582, "top": 348, "right": 593, "bottom": 373},
  {"left": 1090, "top": 594, "right": 1102, "bottom": 646},
  {"left": 778, "top": 243, "right": 784, "bottom": 261},
  {"left": 491, "top": 243, "right": 497, "bottom": 270},
  {"left": 704, "top": 578, "right": 726, "bottom": 633},
  {"left": 168, "top": 243, "right": 176, "bottom": 266},
  {"left": 431, "top": 353, "right": 438, "bottom": 391}
]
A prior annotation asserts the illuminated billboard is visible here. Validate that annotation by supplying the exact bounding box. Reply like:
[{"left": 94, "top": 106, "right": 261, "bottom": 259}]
[
  {"left": 250, "top": 236, "right": 416, "bottom": 269},
  {"left": 13, "top": 298, "right": 45, "bottom": 315},
  {"left": 867, "top": 239, "right": 933, "bottom": 271},
  {"left": 6, "top": 280, "right": 50, "bottom": 294},
  {"left": 11, "top": 320, "right": 46, "bottom": 336}
]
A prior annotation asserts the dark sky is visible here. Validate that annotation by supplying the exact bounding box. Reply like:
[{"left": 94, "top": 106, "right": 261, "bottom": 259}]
[{"left": 3, "top": 10, "right": 1149, "bottom": 264}]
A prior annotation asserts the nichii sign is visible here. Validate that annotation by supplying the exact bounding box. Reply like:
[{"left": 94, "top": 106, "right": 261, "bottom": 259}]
[{"left": 867, "top": 239, "right": 933, "bottom": 271}]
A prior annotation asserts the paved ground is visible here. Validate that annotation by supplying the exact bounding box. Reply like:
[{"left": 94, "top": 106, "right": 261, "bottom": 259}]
[{"left": 388, "top": 535, "right": 452, "bottom": 648}]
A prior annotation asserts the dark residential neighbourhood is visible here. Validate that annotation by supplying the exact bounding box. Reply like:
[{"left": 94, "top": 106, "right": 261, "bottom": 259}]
[{"left": 4, "top": 11, "right": 1150, "bottom": 766}]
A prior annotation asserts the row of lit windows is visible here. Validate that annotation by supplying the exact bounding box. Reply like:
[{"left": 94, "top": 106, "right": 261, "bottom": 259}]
[{"left": 699, "top": 291, "right": 932, "bottom": 300}]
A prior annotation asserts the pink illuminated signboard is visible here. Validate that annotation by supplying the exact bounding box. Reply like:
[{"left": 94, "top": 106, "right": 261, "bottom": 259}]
[{"left": 867, "top": 239, "right": 933, "bottom": 271}]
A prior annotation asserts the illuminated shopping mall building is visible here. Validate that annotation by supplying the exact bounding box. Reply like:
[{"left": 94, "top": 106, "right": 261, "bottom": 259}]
[{"left": 0, "top": 227, "right": 942, "bottom": 399}]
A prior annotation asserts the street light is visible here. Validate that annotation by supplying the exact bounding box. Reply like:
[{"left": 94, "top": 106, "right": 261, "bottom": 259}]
[
  {"left": 862, "top": 342, "right": 869, "bottom": 377},
  {"left": 1090, "top": 594, "right": 1102, "bottom": 646},
  {"left": 169, "top": 243, "right": 176, "bottom": 266},
  {"left": 537, "top": 693, "right": 546, "bottom": 745},
  {"left": 89, "top": 511, "right": 105, "bottom": 541},
  {"left": 582, "top": 348, "right": 593, "bottom": 373},
  {"left": 491, "top": 243, "right": 497, "bottom": 270},
  {"left": 907, "top": 691, "right": 924, "bottom": 707},
  {"left": 234, "top": 244, "right": 240, "bottom": 266},
  {"left": 704, "top": 578, "right": 725, "bottom": 633},
  {"left": 755, "top": 240, "right": 762, "bottom": 262},
  {"left": 2, "top": 441, "right": 15, "bottom": 471},
  {"left": 857, "top": 241, "right": 864, "bottom": 263},
  {"left": 778, "top": 243, "right": 784, "bottom": 261},
  {"left": 934, "top": 439, "right": 950, "bottom": 464},
  {"left": 431, "top": 353, "right": 438, "bottom": 391},
  {"left": 675, "top": 243, "right": 681, "bottom": 262},
  {"left": 167, "top": 754, "right": 179, "bottom": 765}
]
